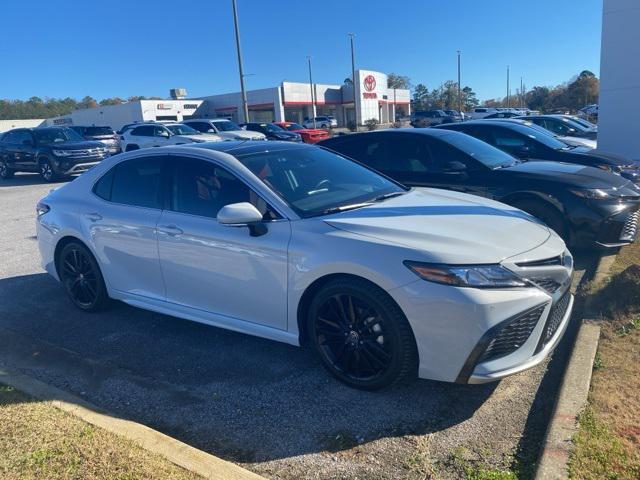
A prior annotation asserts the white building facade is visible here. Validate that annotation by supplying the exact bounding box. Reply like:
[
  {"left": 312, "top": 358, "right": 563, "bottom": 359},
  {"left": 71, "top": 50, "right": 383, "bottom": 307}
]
[
  {"left": 598, "top": 0, "right": 640, "bottom": 160},
  {"left": 199, "top": 69, "right": 410, "bottom": 126}
]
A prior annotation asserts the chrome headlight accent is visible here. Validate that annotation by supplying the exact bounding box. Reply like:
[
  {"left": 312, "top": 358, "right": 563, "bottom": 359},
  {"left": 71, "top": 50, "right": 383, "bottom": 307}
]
[{"left": 404, "top": 261, "right": 528, "bottom": 288}]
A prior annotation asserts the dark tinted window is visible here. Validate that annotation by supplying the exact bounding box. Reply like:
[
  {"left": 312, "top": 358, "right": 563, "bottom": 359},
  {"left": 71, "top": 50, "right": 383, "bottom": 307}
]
[
  {"left": 1, "top": 132, "right": 17, "bottom": 143},
  {"left": 131, "top": 126, "right": 154, "bottom": 136},
  {"left": 93, "top": 168, "right": 115, "bottom": 200},
  {"left": 170, "top": 157, "right": 256, "bottom": 219},
  {"left": 13, "top": 131, "right": 33, "bottom": 144},
  {"left": 110, "top": 157, "right": 163, "bottom": 208},
  {"left": 188, "top": 122, "right": 212, "bottom": 133}
]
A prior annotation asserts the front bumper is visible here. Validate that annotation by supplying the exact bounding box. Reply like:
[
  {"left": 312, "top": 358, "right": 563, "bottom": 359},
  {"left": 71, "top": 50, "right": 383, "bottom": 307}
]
[
  {"left": 389, "top": 237, "right": 574, "bottom": 384},
  {"left": 61, "top": 161, "right": 102, "bottom": 175},
  {"left": 596, "top": 207, "right": 639, "bottom": 247}
]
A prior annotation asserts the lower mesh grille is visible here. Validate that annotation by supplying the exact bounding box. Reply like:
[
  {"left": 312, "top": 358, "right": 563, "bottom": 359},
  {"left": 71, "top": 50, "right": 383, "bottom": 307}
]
[
  {"left": 621, "top": 210, "right": 639, "bottom": 242},
  {"left": 531, "top": 277, "right": 562, "bottom": 293},
  {"left": 478, "top": 305, "right": 546, "bottom": 363},
  {"left": 537, "top": 291, "right": 571, "bottom": 351}
]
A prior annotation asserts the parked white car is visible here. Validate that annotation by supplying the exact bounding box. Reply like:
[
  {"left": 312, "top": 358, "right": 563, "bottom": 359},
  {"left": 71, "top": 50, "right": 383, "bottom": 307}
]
[
  {"left": 471, "top": 107, "right": 499, "bottom": 119},
  {"left": 37, "top": 142, "right": 573, "bottom": 390},
  {"left": 183, "top": 118, "right": 266, "bottom": 141},
  {"left": 303, "top": 116, "right": 338, "bottom": 129},
  {"left": 119, "top": 123, "right": 222, "bottom": 151}
]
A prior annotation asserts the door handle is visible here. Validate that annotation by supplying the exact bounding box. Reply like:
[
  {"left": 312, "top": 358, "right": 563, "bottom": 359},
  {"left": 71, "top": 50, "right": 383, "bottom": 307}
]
[
  {"left": 85, "top": 212, "right": 102, "bottom": 222},
  {"left": 158, "top": 224, "right": 183, "bottom": 236}
]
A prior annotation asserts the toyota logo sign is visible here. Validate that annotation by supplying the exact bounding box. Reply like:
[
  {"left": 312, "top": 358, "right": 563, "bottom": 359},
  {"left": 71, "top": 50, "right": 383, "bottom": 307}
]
[{"left": 363, "top": 75, "right": 376, "bottom": 92}]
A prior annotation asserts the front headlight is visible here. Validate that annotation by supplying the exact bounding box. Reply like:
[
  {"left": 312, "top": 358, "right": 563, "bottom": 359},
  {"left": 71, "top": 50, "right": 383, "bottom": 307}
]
[
  {"left": 568, "top": 188, "right": 615, "bottom": 199},
  {"left": 52, "top": 149, "right": 73, "bottom": 157},
  {"left": 403, "top": 261, "right": 528, "bottom": 288}
]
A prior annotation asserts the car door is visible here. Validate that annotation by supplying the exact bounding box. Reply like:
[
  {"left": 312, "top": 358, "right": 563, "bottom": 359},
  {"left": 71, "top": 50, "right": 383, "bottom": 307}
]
[
  {"left": 153, "top": 125, "right": 174, "bottom": 146},
  {"left": 0, "top": 132, "right": 20, "bottom": 169},
  {"left": 128, "top": 125, "right": 155, "bottom": 149},
  {"left": 13, "top": 131, "right": 37, "bottom": 170},
  {"left": 156, "top": 154, "right": 290, "bottom": 330},
  {"left": 89, "top": 155, "right": 167, "bottom": 299}
]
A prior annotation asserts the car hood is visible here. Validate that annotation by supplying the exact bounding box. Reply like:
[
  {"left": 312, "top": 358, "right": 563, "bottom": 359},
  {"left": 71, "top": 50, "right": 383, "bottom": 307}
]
[
  {"left": 47, "top": 140, "right": 107, "bottom": 150},
  {"left": 177, "top": 134, "right": 222, "bottom": 142},
  {"left": 570, "top": 148, "right": 635, "bottom": 167},
  {"left": 222, "top": 130, "right": 266, "bottom": 140},
  {"left": 294, "top": 128, "right": 328, "bottom": 135},
  {"left": 558, "top": 136, "right": 597, "bottom": 149},
  {"left": 501, "top": 160, "right": 632, "bottom": 189},
  {"left": 323, "top": 188, "right": 551, "bottom": 264}
]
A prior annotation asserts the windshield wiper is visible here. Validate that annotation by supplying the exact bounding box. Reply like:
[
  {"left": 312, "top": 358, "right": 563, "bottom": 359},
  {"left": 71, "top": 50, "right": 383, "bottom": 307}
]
[
  {"left": 321, "top": 202, "right": 373, "bottom": 215},
  {"left": 371, "top": 191, "right": 406, "bottom": 202}
]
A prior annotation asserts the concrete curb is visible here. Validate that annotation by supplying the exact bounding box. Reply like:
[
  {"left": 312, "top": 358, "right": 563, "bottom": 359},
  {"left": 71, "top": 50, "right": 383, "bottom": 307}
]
[
  {"left": 534, "top": 321, "right": 600, "bottom": 480},
  {"left": 0, "top": 365, "right": 265, "bottom": 480},
  {"left": 590, "top": 251, "right": 618, "bottom": 288}
]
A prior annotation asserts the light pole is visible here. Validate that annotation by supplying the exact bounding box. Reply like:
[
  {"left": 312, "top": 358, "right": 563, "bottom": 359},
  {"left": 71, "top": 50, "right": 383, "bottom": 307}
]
[
  {"left": 348, "top": 33, "right": 357, "bottom": 125},
  {"left": 457, "top": 50, "right": 462, "bottom": 114},
  {"left": 231, "top": 0, "right": 249, "bottom": 123},
  {"left": 307, "top": 56, "right": 316, "bottom": 129},
  {"left": 520, "top": 76, "right": 524, "bottom": 108},
  {"left": 506, "top": 65, "right": 510, "bottom": 108}
]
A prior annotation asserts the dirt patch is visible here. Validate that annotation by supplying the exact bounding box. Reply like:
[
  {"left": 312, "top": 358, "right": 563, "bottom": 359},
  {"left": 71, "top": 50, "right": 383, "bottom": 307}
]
[
  {"left": 0, "top": 383, "right": 200, "bottom": 480},
  {"left": 570, "top": 244, "right": 640, "bottom": 479}
]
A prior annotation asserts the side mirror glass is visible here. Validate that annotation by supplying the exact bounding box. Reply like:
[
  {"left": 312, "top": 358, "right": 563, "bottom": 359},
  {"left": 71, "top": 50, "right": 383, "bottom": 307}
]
[{"left": 217, "top": 202, "right": 267, "bottom": 236}]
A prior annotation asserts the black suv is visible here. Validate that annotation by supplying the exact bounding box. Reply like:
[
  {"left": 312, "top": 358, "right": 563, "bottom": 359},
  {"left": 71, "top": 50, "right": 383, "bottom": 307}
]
[
  {"left": 435, "top": 120, "right": 639, "bottom": 183},
  {"left": 319, "top": 129, "right": 640, "bottom": 249},
  {"left": 0, "top": 127, "right": 109, "bottom": 181},
  {"left": 69, "top": 125, "right": 120, "bottom": 154}
]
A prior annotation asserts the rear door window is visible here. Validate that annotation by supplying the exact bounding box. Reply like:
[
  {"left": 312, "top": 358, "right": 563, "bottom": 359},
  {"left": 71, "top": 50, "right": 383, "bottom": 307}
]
[
  {"left": 131, "top": 126, "right": 154, "bottom": 137},
  {"left": 109, "top": 157, "right": 164, "bottom": 209}
]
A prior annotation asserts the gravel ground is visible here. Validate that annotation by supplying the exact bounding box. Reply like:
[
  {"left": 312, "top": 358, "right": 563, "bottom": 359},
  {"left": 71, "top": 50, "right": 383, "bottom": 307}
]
[{"left": 0, "top": 174, "right": 596, "bottom": 479}]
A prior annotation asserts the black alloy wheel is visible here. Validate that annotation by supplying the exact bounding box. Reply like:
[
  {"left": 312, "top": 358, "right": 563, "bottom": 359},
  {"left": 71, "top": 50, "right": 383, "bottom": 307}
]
[
  {"left": 0, "top": 160, "right": 14, "bottom": 179},
  {"left": 58, "top": 242, "right": 109, "bottom": 311},
  {"left": 39, "top": 159, "right": 58, "bottom": 182},
  {"left": 308, "top": 279, "right": 418, "bottom": 390}
]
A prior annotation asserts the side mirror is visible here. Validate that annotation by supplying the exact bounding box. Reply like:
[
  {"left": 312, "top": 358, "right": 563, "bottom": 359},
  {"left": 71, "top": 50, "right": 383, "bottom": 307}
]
[
  {"left": 514, "top": 145, "right": 531, "bottom": 158},
  {"left": 217, "top": 202, "right": 267, "bottom": 236}
]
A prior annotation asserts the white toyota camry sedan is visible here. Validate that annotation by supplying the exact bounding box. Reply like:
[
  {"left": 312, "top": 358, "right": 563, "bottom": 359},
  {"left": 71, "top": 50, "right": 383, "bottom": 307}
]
[{"left": 36, "top": 141, "right": 574, "bottom": 390}]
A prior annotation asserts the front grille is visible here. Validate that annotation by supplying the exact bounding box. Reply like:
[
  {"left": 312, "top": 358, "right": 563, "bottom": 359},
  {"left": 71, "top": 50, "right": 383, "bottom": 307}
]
[
  {"left": 536, "top": 291, "right": 571, "bottom": 352},
  {"left": 478, "top": 304, "right": 546, "bottom": 363},
  {"left": 620, "top": 210, "right": 639, "bottom": 242},
  {"left": 62, "top": 149, "right": 106, "bottom": 159},
  {"left": 515, "top": 255, "right": 562, "bottom": 267},
  {"left": 530, "top": 277, "right": 562, "bottom": 293}
]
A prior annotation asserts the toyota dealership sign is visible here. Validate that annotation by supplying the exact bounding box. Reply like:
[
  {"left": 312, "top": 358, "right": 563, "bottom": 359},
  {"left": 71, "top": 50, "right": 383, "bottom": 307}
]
[{"left": 362, "top": 74, "right": 377, "bottom": 99}]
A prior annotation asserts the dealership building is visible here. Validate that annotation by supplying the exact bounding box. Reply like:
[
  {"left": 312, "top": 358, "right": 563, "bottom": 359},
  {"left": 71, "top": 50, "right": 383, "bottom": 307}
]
[
  {"left": 45, "top": 69, "right": 410, "bottom": 130},
  {"left": 198, "top": 69, "right": 411, "bottom": 126}
]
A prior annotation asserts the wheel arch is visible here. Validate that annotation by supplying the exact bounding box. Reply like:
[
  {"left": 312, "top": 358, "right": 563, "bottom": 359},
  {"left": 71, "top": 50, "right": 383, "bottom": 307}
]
[
  {"left": 296, "top": 272, "right": 407, "bottom": 346},
  {"left": 53, "top": 235, "right": 91, "bottom": 277},
  {"left": 500, "top": 190, "right": 566, "bottom": 216}
]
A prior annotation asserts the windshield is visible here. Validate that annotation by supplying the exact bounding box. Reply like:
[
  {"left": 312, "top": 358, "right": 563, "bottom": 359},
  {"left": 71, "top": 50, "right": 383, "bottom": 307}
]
[
  {"left": 569, "top": 116, "right": 597, "bottom": 129},
  {"left": 33, "top": 128, "right": 83, "bottom": 144},
  {"left": 212, "top": 120, "right": 241, "bottom": 131},
  {"left": 441, "top": 131, "right": 519, "bottom": 169},
  {"left": 262, "top": 123, "right": 285, "bottom": 132},
  {"left": 84, "top": 126, "right": 113, "bottom": 136},
  {"left": 236, "top": 147, "right": 406, "bottom": 217},
  {"left": 506, "top": 123, "right": 568, "bottom": 150},
  {"left": 167, "top": 124, "right": 200, "bottom": 135},
  {"left": 284, "top": 123, "right": 305, "bottom": 131}
]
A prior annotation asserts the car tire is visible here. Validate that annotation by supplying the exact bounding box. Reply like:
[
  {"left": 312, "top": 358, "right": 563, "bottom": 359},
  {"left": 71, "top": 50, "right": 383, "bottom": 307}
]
[
  {"left": 512, "top": 200, "right": 567, "bottom": 240},
  {"left": 39, "top": 158, "right": 59, "bottom": 182},
  {"left": 125, "top": 144, "right": 139, "bottom": 152},
  {"left": 0, "top": 160, "right": 14, "bottom": 179},
  {"left": 58, "top": 241, "right": 110, "bottom": 312},
  {"left": 307, "top": 278, "right": 418, "bottom": 390}
]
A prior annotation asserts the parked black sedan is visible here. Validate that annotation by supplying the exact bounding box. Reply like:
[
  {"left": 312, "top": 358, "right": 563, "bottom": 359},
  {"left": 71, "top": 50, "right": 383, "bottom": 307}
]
[
  {"left": 239, "top": 122, "right": 302, "bottom": 142},
  {"left": 0, "top": 127, "right": 109, "bottom": 181},
  {"left": 319, "top": 129, "right": 640, "bottom": 248},
  {"left": 434, "top": 120, "right": 639, "bottom": 183}
]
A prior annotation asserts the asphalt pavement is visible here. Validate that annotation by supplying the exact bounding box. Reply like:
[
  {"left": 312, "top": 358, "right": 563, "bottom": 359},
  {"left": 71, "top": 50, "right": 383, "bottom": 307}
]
[{"left": 0, "top": 173, "right": 597, "bottom": 479}]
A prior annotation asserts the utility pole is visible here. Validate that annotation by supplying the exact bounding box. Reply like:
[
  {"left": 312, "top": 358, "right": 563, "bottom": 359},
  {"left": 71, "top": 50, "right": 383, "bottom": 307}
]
[
  {"left": 348, "top": 33, "right": 357, "bottom": 125},
  {"left": 457, "top": 50, "right": 462, "bottom": 114},
  {"left": 307, "top": 56, "right": 316, "bottom": 129},
  {"left": 520, "top": 76, "right": 524, "bottom": 108},
  {"left": 506, "top": 65, "right": 510, "bottom": 108},
  {"left": 231, "top": 0, "right": 249, "bottom": 123}
]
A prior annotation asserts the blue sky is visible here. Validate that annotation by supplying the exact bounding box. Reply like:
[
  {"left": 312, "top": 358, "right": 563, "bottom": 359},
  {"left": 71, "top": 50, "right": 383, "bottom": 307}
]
[{"left": 0, "top": 0, "right": 602, "bottom": 102}]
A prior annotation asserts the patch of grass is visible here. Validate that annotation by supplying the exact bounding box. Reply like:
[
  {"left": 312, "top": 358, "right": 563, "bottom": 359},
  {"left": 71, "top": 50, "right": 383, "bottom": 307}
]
[
  {"left": 0, "top": 383, "right": 201, "bottom": 479},
  {"left": 569, "top": 242, "right": 640, "bottom": 480},
  {"left": 444, "top": 446, "right": 519, "bottom": 480}
]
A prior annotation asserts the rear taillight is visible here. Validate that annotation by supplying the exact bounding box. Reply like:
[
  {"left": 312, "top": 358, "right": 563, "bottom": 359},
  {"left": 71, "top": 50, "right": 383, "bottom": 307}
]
[{"left": 36, "top": 202, "right": 50, "bottom": 217}]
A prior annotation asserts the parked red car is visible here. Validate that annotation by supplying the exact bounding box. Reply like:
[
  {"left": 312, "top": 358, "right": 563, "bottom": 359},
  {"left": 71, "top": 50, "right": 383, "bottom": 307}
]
[{"left": 273, "top": 122, "right": 330, "bottom": 144}]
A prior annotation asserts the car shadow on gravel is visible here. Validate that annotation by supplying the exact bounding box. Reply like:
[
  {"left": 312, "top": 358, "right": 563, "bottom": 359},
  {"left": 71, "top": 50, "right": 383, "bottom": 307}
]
[
  {"left": 0, "top": 173, "right": 62, "bottom": 187},
  {"left": 0, "top": 273, "right": 497, "bottom": 463}
]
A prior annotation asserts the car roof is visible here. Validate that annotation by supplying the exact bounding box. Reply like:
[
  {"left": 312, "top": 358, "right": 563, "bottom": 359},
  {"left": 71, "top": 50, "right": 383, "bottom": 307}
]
[
  {"left": 182, "top": 140, "right": 313, "bottom": 156},
  {"left": 324, "top": 128, "right": 455, "bottom": 140}
]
